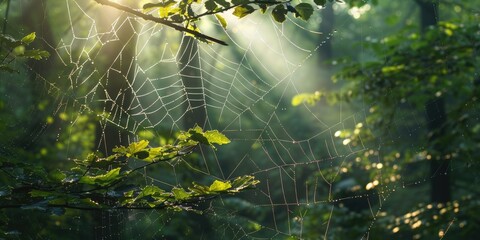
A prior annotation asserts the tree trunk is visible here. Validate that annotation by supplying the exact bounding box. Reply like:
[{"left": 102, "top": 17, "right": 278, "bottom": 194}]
[
  {"left": 416, "top": 0, "right": 451, "bottom": 203},
  {"left": 17, "top": 0, "right": 55, "bottom": 147},
  {"left": 93, "top": 11, "right": 137, "bottom": 240},
  {"left": 177, "top": 36, "right": 207, "bottom": 129},
  {"left": 174, "top": 35, "right": 214, "bottom": 238}
]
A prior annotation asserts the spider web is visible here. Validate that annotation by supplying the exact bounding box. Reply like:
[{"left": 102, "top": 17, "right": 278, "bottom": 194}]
[{"left": 2, "top": 0, "right": 476, "bottom": 239}]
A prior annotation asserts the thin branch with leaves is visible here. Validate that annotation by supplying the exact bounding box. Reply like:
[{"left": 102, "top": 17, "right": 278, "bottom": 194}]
[{"left": 94, "top": 0, "right": 229, "bottom": 45}]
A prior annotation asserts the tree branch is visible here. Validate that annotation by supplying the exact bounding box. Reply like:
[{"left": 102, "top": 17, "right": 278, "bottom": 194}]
[
  {"left": 94, "top": 0, "right": 228, "bottom": 45},
  {"left": 186, "top": 0, "right": 287, "bottom": 22},
  {"left": 67, "top": 147, "right": 194, "bottom": 194}
]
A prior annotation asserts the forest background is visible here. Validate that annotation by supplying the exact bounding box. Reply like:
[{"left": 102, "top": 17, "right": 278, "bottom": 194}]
[{"left": 1, "top": 0, "right": 479, "bottom": 239}]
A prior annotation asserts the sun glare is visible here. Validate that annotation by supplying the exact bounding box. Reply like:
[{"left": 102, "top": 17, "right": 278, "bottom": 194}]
[{"left": 348, "top": 4, "right": 371, "bottom": 19}]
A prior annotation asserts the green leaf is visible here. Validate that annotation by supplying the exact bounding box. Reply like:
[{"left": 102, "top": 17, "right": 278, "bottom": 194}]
[
  {"left": 188, "top": 127, "right": 209, "bottom": 145},
  {"left": 184, "top": 23, "right": 210, "bottom": 43},
  {"left": 127, "top": 140, "right": 149, "bottom": 156},
  {"left": 21, "top": 32, "right": 36, "bottom": 44},
  {"left": 205, "top": 0, "right": 217, "bottom": 11},
  {"left": 86, "top": 153, "right": 98, "bottom": 163},
  {"left": 215, "top": 14, "right": 228, "bottom": 29},
  {"left": 233, "top": 5, "right": 255, "bottom": 18},
  {"left": 291, "top": 92, "right": 322, "bottom": 106},
  {"left": 147, "top": 145, "right": 179, "bottom": 161},
  {"left": 381, "top": 64, "right": 405, "bottom": 73},
  {"left": 314, "top": 0, "right": 327, "bottom": 6},
  {"left": 181, "top": 125, "right": 230, "bottom": 147},
  {"left": 295, "top": 3, "right": 314, "bottom": 21},
  {"left": 230, "top": 175, "right": 259, "bottom": 192},
  {"left": 13, "top": 45, "right": 25, "bottom": 56},
  {"left": 272, "top": 4, "right": 287, "bottom": 23},
  {"left": 79, "top": 167, "right": 121, "bottom": 186},
  {"left": 124, "top": 190, "right": 135, "bottom": 198},
  {"left": 157, "top": 2, "right": 178, "bottom": 19},
  {"left": 213, "top": 0, "right": 230, "bottom": 8},
  {"left": 209, "top": 180, "right": 232, "bottom": 192},
  {"left": 172, "top": 187, "right": 191, "bottom": 200},
  {"left": 137, "top": 185, "right": 165, "bottom": 200},
  {"left": 158, "top": 7, "right": 170, "bottom": 18},
  {"left": 204, "top": 130, "right": 230, "bottom": 145},
  {"left": 87, "top": 156, "right": 120, "bottom": 169}
]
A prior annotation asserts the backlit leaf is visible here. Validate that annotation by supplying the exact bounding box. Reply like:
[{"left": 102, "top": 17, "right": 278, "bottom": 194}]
[
  {"left": 172, "top": 187, "right": 191, "bottom": 200},
  {"left": 79, "top": 167, "right": 121, "bottom": 186},
  {"left": 204, "top": 130, "right": 230, "bottom": 145},
  {"left": 233, "top": 5, "right": 255, "bottom": 18},
  {"left": 209, "top": 180, "right": 232, "bottom": 192},
  {"left": 231, "top": 175, "right": 259, "bottom": 192},
  {"left": 137, "top": 185, "right": 165, "bottom": 200},
  {"left": 13, "top": 46, "right": 25, "bottom": 56},
  {"left": 157, "top": 2, "right": 178, "bottom": 19},
  {"left": 21, "top": 32, "right": 36, "bottom": 44},
  {"left": 215, "top": 14, "right": 228, "bottom": 29},
  {"left": 127, "top": 140, "right": 149, "bottom": 155},
  {"left": 292, "top": 92, "right": 322, "bottom": 106},
  {"left": 181, "top": 125, "right": 230, "bottom": 147}
]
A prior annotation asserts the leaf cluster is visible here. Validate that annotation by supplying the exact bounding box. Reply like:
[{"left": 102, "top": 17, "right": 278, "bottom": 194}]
[
  {"left": 0, "top": 32, "right": 50, "bottom": 73},
  {"left": 334, "top": 22, "right": 479, "bottom": 107},
  {"left": 96, "top": 0, "right": 332, "bottom": 45},
  {"left": 142, "top": 0, "right": 325, "bottom": 24},
  {"left": 291, "top": 91, "right": 324, "bottom": 106},
  {"left": 290, "top": 20, "right": 480, "bottom": 239},
  {"left": 351, "top": 22, "right": 478, "bottom": 154},
  {"left": 0, "top": 126, "right": 258, "bottom": 214}
]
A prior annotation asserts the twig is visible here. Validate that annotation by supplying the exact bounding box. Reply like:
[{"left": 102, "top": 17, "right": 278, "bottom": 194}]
[
  {"left": 94, "top": 0, "right": 228, "bottom": 46},
  {"left": 186, "top": 0, "right": 287, "bottom": 22},
  {"left": 67, "top": 147, "right": 193, "bottom": 194}
]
